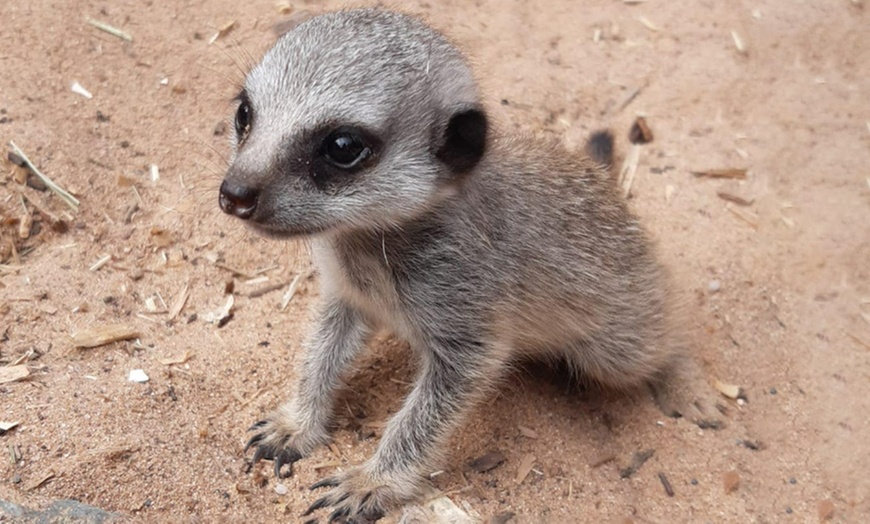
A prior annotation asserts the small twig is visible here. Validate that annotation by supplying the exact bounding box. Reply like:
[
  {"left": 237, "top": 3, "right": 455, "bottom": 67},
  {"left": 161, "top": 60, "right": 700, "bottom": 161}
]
[
  {"left": 87, "top": 18, "right": 133, "bottom": 42},
  {"left": 846, "top": 332, "right": 870, "bottom": 351},
  {"left": 618, "top": 144, "right": 642, "bottom": 198},
  {"left": 8, "top": 141, "right": 80, "bottom": 210},
  {"left": 89, "top": 255, "right": 112, "bottom": 271},
  {"left": 658, "top": 472, "right": 675, "bottom": 497},
  {"left": 717, "top": 191, "right": 754, "bottom": 206},
  {"left": 280, "top": 274, "right": 303, "bottom": 310},
  {"left": 726, "top": 204, "right": 759, "bottom": 229},
  {"left": 692, "top": 168, "right": 747, "bottom": 180},
  {"left": 248, "top": 281, "right": 287, "bottom": 298}
]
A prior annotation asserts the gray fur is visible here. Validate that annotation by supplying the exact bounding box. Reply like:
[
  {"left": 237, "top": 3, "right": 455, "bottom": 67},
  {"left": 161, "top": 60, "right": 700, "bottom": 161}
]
[{"left": 222, "top": 8, "right": 715, "bottom": 520}]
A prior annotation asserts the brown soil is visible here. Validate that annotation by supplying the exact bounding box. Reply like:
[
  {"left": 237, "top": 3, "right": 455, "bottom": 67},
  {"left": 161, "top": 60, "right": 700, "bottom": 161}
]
[{"left": 1, "top": 0, "right": 869, "bottom": 522}]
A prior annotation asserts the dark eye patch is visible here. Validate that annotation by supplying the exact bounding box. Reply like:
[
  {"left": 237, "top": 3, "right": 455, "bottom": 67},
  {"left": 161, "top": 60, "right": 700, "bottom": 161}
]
[{"left": 307, "top": 124, "right": 382, "bottom": 189}]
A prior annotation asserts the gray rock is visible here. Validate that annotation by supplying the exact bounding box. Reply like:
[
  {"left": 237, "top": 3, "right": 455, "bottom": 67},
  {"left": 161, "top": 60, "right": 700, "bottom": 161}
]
[{"left": 0, "top": 499, "right": 120, "bottom": 523}]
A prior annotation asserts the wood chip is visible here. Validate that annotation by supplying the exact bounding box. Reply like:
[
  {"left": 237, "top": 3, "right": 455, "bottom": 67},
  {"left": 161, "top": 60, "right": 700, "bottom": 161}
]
[
  {"left": 619, "top": 449, "right": 655, "bottom": 478},
  {"left": 150, "top": 227, "right": 174, "bottom": 248},
  {"left": 846, "top": 332, "right": 870, "bottom": 351},
  {"left": 168, "top": 282, "right": 190, "bottom": 321},
  {"left": 0, "top": 421, "right": 20, "bottom": 434},
  {"left": 72, "top": 324, "right": 140, "bottom": 348},
  {"left": 618, "top": 144, "right": 641, "bottom": 198},
  {"left": 818, "top": 499, "right": 834, "bottom": 521},
  {"left": 515, "top": 454, "right": 536, "bottom": 484},
  {"left": 692, "top": 168, "right": 747, "bottom": 179},
  {"left": 87, "top": 18, "right": 132, "bottom": 41},
  {"left": 71, "top": 81, "right": 93, "bottom": 99},
  {"left": 159, "top": 351, "right": 191, "bottom": 366},
  {"left": 25, "top": 471, "right": 56, "bottom": 491},
  {"left": 590, "top": 453, "right": 616, "bottom": 468},
  {"left": 201, "top": 294, "right": 234, "bottom": 325},
  {"left": 518, "top": 425, "right": 538, "bottom": 439},
  {"left": 637, "top": 16, "right": 659, "bottom": 32},
  {"left": 658, "top": 472, "right": 674, "bottom": 497},
  {"left": 248, "top": 281, "right": 286, "bottom": 298},
  {"left": 629, "top": 116, "right": 654, "bottom": 144},
  {"left": 280, "top": 274, "right": 302, "bottom": 310},
  {"left": 726, "top": 204, "right": 759, "bottom": 229},
  {"left": 716, "top": 191, "right": 754, "bottom": 206},
  {"left": 731, "top": 30, "right": 748, "bottom": 55},
  {"left": 467, "top": 451, "right": 506, "bottom": 473},
  {"left": 723, "top": 470, "right": 740, "bottom": 493},
  {"left": 209, "top": 20, "right": 237, "bottom": 44},
  {"left": 0, "top": 365, "right": 30, "bottom": 384},
  {"left": 89, "top": 254, "right": 112, "bottom": 271},
  {"left": 311, "top": 460, "right": 341, "bottom": 471},
  {"left": 713, "top": 379, "right": 742, "bottom": 399},
  {"left": 18, "top": 212, "right": 32, "bottom": 239}
]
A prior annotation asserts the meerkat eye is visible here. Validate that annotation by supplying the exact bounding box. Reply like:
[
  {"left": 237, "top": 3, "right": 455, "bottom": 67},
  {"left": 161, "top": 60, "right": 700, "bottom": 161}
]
[
  {"left": 321, "top": 129, "right": 372, "bottom": 169},
  {"left": 234, "top": 97, "right": 253, "bottom": 139}
]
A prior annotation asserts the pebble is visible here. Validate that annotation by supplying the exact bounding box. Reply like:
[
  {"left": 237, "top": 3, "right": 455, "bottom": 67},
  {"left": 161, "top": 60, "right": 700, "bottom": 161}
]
[
  {"left": 723, "top": 471, "right": 741, "bottom": 493},
  {"left": 467, "top": 451, "right": 506, "bottom": 473},
  {"left": 818, "top": 499, "right": 834, "bottom": 521},
  {"left": 128, "top": 369, "right": 149, "bottom": 383},
  {"left": 708, "top": 280, "right": 721, "bottom": 293},
  {"left": 274, "top": 483, "right": 288, "bottom": 496}
]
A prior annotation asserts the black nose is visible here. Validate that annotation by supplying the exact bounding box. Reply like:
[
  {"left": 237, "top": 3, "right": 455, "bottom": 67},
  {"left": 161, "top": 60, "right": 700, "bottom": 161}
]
[{"left": 219, "top": 180, "right": 259, "bottom": 219}]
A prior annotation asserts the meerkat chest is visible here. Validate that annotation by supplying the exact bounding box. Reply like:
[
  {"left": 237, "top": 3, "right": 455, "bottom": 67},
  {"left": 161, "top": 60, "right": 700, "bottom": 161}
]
[{"left": 311, "top": 238, "right": 411, "bottom": 335}]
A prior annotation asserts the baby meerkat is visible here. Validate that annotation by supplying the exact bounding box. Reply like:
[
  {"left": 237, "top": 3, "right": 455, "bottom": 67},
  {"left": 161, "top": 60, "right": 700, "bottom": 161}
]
[{"left": 219, "top": 8, "right": 718, "bottom": 522}]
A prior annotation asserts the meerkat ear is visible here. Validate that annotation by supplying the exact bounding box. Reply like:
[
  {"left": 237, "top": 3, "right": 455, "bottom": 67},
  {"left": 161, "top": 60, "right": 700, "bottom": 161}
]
[{"left": 436, "top": 106, "right": 488, "bottom": 176}]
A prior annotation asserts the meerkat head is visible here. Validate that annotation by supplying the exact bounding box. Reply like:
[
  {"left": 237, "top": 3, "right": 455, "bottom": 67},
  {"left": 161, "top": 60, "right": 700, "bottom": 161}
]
[{"left": 218, "top": 9, "right": 487, "bottom": 237}]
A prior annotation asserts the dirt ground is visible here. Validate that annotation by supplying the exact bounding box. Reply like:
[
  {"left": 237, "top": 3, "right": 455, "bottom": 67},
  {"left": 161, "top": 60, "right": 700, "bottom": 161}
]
[{"left": 1, "top": 0, "right": 869, "bottom": 522}]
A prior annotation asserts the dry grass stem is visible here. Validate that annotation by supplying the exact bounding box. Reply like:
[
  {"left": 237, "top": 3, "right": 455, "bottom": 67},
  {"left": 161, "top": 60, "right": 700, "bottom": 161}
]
[{"left": 8, "top": 141, "right": 80, "bottom": 210}]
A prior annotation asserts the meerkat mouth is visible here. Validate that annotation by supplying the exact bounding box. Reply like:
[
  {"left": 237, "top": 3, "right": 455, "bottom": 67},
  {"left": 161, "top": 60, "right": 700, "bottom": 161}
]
[{"left": 245, "top": 218, "right": 331, "bottom": 239}]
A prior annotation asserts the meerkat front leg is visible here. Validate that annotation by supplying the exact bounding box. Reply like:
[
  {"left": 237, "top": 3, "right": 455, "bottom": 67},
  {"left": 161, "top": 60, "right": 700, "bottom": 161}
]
[
  {"left": 305, "top": 335, "right": 504, "bottom": 522},
  {"left": 246, "top": 298, "right": 371, "bottom": 478}
]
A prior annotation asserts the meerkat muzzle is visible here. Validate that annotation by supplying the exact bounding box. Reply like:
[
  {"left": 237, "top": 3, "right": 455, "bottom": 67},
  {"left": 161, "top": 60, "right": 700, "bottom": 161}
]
[{"left": 219, "top": 180, "right": 259, "bottom": 219}]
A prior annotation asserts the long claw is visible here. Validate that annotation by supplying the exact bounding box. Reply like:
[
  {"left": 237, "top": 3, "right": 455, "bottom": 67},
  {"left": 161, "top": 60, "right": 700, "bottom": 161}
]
[
  {"left": 310, "top": 477, "right": 340, "bottom": 490},
  {"left": 328, "top": 506, "right": 350, "bottom": 523},
  {"left": 303, "top": 497, "right": 330, "bottom": 516},
  {"left": 248, "top": 420, "right": 268, "bottom": 432},
  {"left": 244, "top": 433, "right": 265, "bottom": 452},
  {"left": 252, "top": 445, "right": 270, "bottom": 465}
]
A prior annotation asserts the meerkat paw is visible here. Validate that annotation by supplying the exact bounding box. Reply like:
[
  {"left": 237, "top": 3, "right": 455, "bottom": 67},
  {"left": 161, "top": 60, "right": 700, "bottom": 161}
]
[
  {"left": 649, "top": 364, "right": 727, "bottom": 430},
  {"left": 244, "top": 405, "right": 329, "bottom": 478},
  {"left": 304, "top": 466, "right": 418, "bottom": 523}
]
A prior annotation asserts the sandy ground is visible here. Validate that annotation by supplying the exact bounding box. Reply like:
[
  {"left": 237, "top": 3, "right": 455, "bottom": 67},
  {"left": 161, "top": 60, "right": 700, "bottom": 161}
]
[{"left": 1, "top": 0, "right": 869, "bottom": 522}]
